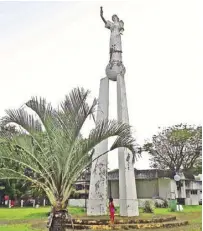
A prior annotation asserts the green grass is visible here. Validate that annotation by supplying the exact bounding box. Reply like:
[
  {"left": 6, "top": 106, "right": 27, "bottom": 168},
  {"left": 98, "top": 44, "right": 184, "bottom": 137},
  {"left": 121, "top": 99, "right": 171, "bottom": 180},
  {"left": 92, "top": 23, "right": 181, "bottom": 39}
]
[
  {"left": 0, "top": 205, "right": 201, "bottom": 231},
  {"left": 0, "top": 224, "right": 42, "bottom": 231},
  {"left": 0, "top": 207, "right": 49, "bottom": 220},
  {"left": 139, "top": 206, "right": 202, "bottom": 231},
  {"left": 0, "top": 206, "right": 86, "bottom": 220}
]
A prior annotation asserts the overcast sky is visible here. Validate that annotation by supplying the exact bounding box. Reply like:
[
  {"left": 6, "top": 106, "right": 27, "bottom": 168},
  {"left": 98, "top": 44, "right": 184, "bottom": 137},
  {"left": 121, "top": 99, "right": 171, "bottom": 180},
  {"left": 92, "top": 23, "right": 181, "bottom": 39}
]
[{"left": 0, "top": 0, "right": 202, "bottom": 170}]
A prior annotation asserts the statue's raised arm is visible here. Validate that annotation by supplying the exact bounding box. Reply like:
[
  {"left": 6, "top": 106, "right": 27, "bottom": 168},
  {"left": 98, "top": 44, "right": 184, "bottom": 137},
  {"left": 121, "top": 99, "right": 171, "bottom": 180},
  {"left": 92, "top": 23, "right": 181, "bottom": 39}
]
[
  {"left": 100, "top": 7, "right": 107, "bottom": 24},
  {"left": 101, "top": 7, "right": 126, "bottom": 81}
]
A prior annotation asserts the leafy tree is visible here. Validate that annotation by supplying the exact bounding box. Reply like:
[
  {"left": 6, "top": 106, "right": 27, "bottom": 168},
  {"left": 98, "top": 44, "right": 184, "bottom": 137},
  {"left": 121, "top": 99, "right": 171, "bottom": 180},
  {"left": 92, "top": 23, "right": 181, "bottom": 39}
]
[
  {"left": 143, "top": 124, "right": 202, "bottom": 172},
  {"left": 0, "top": 88, "right": 138, "bottom": 231},
  {"left": 0, "top": 125, "right": 30, "bottom": 200},
  {"left": 3, "top": 179, "right": 27, "bottom": 199},
  {"left": 189, "top": 157, "right": 202, "bottom": 175},
  {"left": 0, "top": 124, "right": 19, "bottom": 137},
  {"left": 195, "top": 158, "right": 202, "bottom": 174}
]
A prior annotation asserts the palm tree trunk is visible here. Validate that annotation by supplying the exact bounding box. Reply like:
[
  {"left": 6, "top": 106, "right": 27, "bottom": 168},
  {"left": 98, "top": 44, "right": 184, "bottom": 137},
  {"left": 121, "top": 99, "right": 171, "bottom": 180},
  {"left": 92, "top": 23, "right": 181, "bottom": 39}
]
[{"left": 49, "top": 209, "right": 67, "bottom": 231}]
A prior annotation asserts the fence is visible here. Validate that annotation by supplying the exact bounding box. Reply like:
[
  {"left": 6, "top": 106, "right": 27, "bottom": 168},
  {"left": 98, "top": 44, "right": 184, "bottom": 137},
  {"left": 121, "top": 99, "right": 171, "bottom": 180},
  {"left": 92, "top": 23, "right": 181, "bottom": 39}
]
[
  {"left": 0, "top": 198, "right": 50, "bottom": 208},
  {"left": 0, "top": 198, "right": 167, "bottom": 208}
]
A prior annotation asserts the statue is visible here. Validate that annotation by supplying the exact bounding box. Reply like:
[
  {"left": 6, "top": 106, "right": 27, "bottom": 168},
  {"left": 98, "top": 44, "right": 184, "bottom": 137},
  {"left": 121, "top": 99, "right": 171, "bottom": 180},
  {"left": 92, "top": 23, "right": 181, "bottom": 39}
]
[
  {"left": 100, "top": 7, "right": 126, "bottom": 81},
  {"left": 88, "top": 8, "right": 139, "bottom": 217},
  {"left": 100, "top": 7, "right": 124, "bottom": 58}
]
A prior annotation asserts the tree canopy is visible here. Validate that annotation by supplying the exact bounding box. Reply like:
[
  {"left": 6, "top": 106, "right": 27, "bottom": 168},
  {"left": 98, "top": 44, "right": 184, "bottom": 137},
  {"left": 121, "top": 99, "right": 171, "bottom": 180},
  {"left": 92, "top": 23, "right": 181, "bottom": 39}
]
[{"left": 143, "top": 124, "right": 202, "bottom": 173}]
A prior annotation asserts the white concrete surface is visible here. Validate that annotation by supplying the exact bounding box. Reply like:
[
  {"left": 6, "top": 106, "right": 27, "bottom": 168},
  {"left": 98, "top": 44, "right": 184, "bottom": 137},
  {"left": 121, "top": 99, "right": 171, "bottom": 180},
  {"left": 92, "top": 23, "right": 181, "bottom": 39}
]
[
  {"left": 117, "top": 74, "right": 139, "bottom": 216},
  {"left": 170, "top": 180, "right": 178, "bottom": 199},
  {"left": 69, "top": 199, "right": 86, "bottom": 207},
  {"left": 190, "top": 194, "right": 199, "bottom": 205},
  {"left": 158, "top": 178, "right": 171, "bottom": 199},
  {"left": 87, "top": 77, "right": 109, "bottom": 216},
  {"left": 185, "top": 196, "right": 199, "bottom": 205}
]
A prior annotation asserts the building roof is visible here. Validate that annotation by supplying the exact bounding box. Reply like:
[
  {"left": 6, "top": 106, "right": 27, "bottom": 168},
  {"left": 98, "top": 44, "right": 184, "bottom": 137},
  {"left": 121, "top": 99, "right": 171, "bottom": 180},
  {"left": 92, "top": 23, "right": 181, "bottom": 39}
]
[
  {"left": 78, "top": 168, "right": 197, "bottom": 181},
  {"left": 108, "top": 168, "right": 195, "bottom": 180}
]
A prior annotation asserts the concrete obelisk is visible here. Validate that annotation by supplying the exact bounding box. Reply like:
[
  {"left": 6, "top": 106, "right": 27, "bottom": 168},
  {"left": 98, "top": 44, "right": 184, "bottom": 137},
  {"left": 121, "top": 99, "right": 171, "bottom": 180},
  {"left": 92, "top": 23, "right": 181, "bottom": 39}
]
[{"left": 87, "top": 7, "right": 139, "bottom": 216}]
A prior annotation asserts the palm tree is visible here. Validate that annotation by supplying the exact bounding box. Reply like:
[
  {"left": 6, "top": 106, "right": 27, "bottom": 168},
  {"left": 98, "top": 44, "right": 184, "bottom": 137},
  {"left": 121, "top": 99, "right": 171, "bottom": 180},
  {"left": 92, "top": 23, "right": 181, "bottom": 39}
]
[{"left": 0, "top": 88, "right": 138, "bottom": 231}]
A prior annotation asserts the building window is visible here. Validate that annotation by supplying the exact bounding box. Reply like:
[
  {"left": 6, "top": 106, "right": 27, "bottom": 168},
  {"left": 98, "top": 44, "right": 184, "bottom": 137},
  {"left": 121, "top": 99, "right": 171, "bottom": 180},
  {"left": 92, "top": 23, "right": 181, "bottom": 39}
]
[
  {"left": 191, "top": 190, "right": 197, "bottom": 195},
  {"left": 186, "top": 190, "right": 190, "bottom": 198},
  {"left": 185, "top": 181, "right": 190, "bottom": 187}
]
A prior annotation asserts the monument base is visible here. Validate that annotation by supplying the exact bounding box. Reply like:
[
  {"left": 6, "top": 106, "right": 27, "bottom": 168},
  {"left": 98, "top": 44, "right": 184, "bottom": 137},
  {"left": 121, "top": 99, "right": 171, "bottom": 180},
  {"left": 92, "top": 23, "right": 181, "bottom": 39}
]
[
  {"left": 87, "top": 199, "right": 139, "bottom": 217},
  {"left": 87, "top": 199, "right": 107, "bottom": 216},
  {"left": 119, "top": 199, "right": 139, "bottom": 217}
]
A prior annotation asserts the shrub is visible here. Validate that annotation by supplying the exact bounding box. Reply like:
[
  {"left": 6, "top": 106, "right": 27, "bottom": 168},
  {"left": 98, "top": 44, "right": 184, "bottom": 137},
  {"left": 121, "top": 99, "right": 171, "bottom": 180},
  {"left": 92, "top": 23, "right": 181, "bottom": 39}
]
[
  {"left": 162, "top": 199, "right": 168, "bottom": 208},
  {"left": 154, "top": 200, "right": 161, "bottom": 208},
  {"left": 143, "top": 200, "right": 154, "bottom": 213},
  {"left": 74, "top": 192, "right": 80, "bottom": 199},
  {"left": 154, "top": 198, "right": 168, "bottom": 208}
]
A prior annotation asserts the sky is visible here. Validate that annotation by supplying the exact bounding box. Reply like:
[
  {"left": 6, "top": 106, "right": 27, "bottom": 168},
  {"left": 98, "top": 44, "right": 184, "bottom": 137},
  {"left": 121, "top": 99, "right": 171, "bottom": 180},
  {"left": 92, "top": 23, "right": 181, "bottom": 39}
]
[{"left": 0, "top": 0, "right": 202, "bottom": 170}]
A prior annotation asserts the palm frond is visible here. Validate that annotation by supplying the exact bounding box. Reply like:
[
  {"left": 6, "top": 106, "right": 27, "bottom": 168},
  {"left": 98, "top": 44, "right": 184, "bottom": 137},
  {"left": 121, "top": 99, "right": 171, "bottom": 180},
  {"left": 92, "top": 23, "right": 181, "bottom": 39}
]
[
  {"left": 2, "top": 109, "right": 42, "bottom": 133},
  {"left": 25, "top": 97, "right": 58, "bottom": 138},
  {"left": 26, "top": 97, "right": 53, "bottom": 123},
  {"left": 60, "top": 88, "right": 97, "bottom": 142},
  {"left": 84, "top": 119, "right": 137, "bottom": 159}
]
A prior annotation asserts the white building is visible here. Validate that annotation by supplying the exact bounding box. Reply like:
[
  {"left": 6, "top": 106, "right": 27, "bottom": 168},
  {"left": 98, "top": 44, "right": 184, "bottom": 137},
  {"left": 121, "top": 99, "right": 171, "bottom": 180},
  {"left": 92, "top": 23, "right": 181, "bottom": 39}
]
[
  {"left": 107, "top": 169, "right": 202, "bottom": 206},
  {"left": 70, "top": 169, "right": 202, "bottom": 207}
]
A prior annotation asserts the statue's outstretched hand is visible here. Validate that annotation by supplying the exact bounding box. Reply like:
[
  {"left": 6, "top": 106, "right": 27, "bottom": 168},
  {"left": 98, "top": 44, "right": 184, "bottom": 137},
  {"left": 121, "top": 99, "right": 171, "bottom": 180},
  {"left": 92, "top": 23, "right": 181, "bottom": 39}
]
[
  {"left": 100, "top": 6, "right": 103, "bottom": 16},
  {"left": 100, "top": 6, "right": 106, "bottom": 23}
]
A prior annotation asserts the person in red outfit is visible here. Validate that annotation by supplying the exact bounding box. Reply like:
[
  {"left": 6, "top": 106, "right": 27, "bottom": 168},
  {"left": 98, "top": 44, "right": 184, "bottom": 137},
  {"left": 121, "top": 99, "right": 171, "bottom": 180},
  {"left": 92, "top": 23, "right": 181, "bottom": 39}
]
[
  {"left": 4, "top": 195, "right": 9, "bottom": 206},
  {"left": 11, "top": 200, "right": 15, "bottom": 207},
  {"left": 109, "top": 197, "right": 115, "bottom": 224}
]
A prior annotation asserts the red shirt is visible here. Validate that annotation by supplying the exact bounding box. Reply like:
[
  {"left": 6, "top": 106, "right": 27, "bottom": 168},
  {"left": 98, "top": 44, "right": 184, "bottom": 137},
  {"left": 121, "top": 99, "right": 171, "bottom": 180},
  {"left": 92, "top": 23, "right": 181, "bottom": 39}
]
[{"left": 109, "top": 202, "right": 115, "bottom": 213}]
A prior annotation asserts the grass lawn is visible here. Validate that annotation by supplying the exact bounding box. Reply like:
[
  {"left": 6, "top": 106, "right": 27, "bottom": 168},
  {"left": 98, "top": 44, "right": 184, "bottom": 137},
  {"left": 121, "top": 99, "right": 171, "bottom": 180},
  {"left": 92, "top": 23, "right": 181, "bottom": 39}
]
[
  {"left": 0, "top": 224, "right": 42, "bottom": 231},
  {"left": 0, "top": 206, "right": 201, "bottom": 230}
]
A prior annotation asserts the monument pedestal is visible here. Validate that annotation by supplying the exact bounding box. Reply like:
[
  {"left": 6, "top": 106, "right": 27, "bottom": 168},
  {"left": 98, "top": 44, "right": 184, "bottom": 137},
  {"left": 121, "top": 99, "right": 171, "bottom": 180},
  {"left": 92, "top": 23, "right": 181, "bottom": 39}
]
[
  {"left": 87, "top": 77, "right": 109, "bottom": 216},
  {"left": 87, "top": 75, "right": 139, "bottom": 217},
  {"left": 117, "top": 74, "right": 139, "bottom": 216}
]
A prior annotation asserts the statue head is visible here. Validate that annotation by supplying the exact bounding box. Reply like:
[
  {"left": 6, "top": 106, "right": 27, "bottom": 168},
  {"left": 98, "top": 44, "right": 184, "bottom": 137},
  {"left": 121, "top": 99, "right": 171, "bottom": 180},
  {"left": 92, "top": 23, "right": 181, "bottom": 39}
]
[{"left": 112, "top": 14, "right": 119, "bottom": 22}]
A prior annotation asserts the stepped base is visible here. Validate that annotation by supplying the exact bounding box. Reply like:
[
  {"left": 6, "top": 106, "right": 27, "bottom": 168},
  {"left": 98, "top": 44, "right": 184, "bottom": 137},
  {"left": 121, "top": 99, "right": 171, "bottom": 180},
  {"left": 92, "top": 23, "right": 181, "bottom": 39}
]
[
  {"left": 65, "top": 216, "right": 189, "bottom": 230},
  {"left": 66, "top": 221, "right": 189, "bottom": 230},
  {"left": 71, "top": 216, "right": 176, "bottom": 225}
]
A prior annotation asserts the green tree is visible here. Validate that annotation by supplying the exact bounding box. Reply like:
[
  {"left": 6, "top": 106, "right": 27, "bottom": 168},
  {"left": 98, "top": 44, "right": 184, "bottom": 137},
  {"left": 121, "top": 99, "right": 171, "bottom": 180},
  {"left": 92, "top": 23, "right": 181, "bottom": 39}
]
[
  {"left": 189, "top": 157, "right": 202, "bottom": 175},
  {"left": 143, "top": 124, "right": 202, "bottom": 172},
  {"left": 0, "top": 125, "right": 32, "bottom": 200},
  {"left": 0, "top": 124, "right": 19, "bottom": 137},
  {"left": 0, "top": 88, "right": 138, "bottom": 231}
]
